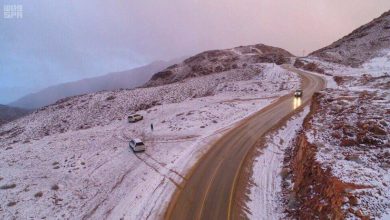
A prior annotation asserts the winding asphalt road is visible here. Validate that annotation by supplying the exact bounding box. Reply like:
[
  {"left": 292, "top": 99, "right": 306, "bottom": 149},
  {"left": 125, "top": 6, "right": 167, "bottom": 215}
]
[{"left": 165, "top": 65, "right": 325, "bottom": 220}]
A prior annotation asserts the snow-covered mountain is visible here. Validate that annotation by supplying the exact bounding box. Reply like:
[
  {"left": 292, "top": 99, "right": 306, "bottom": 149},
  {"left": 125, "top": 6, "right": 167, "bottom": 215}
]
[
  {"left": 9, "top": 60, "right": 180, "bottom": 109},
  {"left": 146, "top": 44, "right": 294, "bottom": 87},
  {"left": 310, "top": 10, "right": 390, "bottom": 67},
  {"left": 0, "top": 42, "right": 300, "bottom": 218}
]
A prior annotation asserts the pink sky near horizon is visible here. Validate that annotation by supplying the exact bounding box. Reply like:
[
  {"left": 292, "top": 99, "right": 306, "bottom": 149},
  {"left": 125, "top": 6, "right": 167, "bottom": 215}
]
[{"left": 129, "top": 0, "right": 390, "bottom": 57}]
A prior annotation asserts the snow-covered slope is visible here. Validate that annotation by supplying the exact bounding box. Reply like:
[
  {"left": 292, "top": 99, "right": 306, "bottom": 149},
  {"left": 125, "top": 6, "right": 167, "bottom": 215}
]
[
  {"left": 310, "top": 10, "right": 390, "bottom": 67},
  {"left": 146, "top": 44, "right": 294, "bottom": 87},
  {"left": 0, "top": 64, "right": 295, "bottom": 145},
  {"left": 0, "top": 64, "right": 300, "bottom": 219},
  {"left": 362, "top": 49, "right": 390, "bottom": 76},
  {"left": 288, "top": 16, "right": 390, "bottom": 218},
  {"left": 298, "top": 84, "right": 390, "bottom": 219}
]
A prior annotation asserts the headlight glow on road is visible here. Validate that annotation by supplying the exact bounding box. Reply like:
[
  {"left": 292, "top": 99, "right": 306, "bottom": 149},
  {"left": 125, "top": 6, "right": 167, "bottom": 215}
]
[{"left": 293, "top": 97, "right": 302, "bottom": 110}]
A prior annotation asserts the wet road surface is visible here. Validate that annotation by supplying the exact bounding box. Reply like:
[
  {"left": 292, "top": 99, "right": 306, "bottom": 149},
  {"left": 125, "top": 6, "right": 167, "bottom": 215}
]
[{"left": 165, "top": 65, "right": 325, "bottom": 220}]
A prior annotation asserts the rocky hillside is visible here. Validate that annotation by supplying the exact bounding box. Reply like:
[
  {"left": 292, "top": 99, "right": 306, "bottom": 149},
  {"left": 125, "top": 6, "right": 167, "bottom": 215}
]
[
  {"left": 0, "top": 62, "right": 297, "bottom": 145},
  {"left": 145, "top": 44, "right": 294, "bottom": 87},
  {"left": 286, "top": 10, "right": 390, "bottom": 217},
  {"left": 0, "top": 43, "right": 297, "bottom": 219},
  {"left": 310, "top": 10, "right": 390, "bottom": 67},
  {"left": 284, "top": 63, "right": 390, "bottom": 219},
  {"left": 0, "top": 105, "right": 30, "bottom": 126},
  {"left": 289, "top": 26, "right": 390, "bottom": 217},
  {"left": 0, "top": 62, "right": 300, "bottom": 219}
]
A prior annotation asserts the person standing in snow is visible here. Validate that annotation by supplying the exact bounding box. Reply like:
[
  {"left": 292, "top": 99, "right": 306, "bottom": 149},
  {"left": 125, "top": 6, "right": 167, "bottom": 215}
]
[{"left": 151, "top": 123, "right": 154, "bottom": 131}]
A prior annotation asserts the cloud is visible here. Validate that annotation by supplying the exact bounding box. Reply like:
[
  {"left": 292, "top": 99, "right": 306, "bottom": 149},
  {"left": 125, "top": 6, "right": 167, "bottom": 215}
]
[{"left": 1, "top": 0, "right": 390, "bottom": 103}]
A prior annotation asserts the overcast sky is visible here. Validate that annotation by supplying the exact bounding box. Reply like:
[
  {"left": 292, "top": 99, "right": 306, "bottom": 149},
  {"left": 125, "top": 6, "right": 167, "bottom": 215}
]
[{"left": 1, "top": 0, "right": 390, "bottom": 104}]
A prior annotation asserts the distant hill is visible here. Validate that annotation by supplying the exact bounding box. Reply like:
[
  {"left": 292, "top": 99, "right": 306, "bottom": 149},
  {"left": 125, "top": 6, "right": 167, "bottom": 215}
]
[
  {"left": 145, "top": 44, "right": 294, "bottom": 87},
  {"left": 0, "top": 104, "right": 30, "bottom": 125},
  {"left": 310, "top": 10, "right": 390, "bottom": 67},
  {"left": 10, "top": 60, "right": 181, "bottom": 109}
]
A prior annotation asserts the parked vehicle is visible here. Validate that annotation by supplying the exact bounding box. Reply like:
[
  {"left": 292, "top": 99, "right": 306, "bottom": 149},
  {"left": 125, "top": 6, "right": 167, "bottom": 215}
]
[
  {"left": 128, "top": 114, "right": 143, "bottom": 123},
  {"left": 294, "top": 89, "right": 303, "bottom": 97},
  {"left": 129, "top": 138, "right": 146, "bottom": 152}
]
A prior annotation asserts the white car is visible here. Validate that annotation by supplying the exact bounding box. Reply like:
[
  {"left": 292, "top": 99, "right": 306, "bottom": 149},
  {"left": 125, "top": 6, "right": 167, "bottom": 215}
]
[
  {"left": 129, "top": 138, "right": 146, "bottom": 152},
  {"left": 128, "top": 114, "right": 143, "bottom": 123}
]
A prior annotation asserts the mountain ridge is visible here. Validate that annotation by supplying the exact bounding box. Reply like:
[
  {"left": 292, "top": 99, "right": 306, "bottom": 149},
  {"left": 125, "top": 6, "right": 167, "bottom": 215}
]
[
  {"left": 0, "top": 104, "right": 31, "bottom": 125},
  {"left": 145, "top": 44, "right": 294, "bottom": 87},
  {"left": 9, "top": 60, "right": 181, "bottom": 109},
  {"left": 310, "top": 10, "right": 390, "bottom": 67}
]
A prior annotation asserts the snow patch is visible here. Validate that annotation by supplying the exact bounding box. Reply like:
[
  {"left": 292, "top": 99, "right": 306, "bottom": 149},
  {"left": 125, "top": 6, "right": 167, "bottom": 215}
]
[{"left": 362, "top": 49, "right": 390, "bottom": 77}]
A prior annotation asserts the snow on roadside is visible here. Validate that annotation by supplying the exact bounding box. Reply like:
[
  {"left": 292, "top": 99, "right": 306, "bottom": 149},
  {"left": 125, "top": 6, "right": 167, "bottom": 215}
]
[
  {"left": 303, "top": 56, "right": 361, "bottom": 77},
  {"left": 306, "top": 50, "right": 390, "bottom": 79},
  {"left": 381, "top": 212, "right": 390, "bottom": 220},
  {"left": 302, "top": 52, "right": 390, "bottom": 91},
  {"left": 0, "top": 64, "right": 300, "bottom": 219},
  {"left": 246, "top": 107, "right": 309, "bottom": 220},
  {"left": 298, "top": 54, "right": 390, "bottom": 218},
  {"left": 362, "top": 49, "right": 390, "bottom": 77}
]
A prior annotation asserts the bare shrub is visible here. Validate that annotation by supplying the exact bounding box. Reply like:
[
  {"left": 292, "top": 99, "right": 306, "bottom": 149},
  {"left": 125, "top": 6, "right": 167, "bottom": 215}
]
[
  {"left": 7, "top": 201, "right": 17, "bottom": 207},
  {"left": 51, "top": 184, "right": 59, "bottom": 191},
  {"left": 106, "top": 95, "right": 116, "bottom": 101},
  {"left": 34, "top": 191, "right": 43, "bottom": 198},
  {"left": 0, "top": 183, "right": 16, "bottom": 190}
]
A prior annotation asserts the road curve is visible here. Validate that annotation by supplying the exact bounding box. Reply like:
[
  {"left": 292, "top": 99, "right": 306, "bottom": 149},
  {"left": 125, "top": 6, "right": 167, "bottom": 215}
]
[{"left": 165, "top": 65, "right": 326, "bottom": 220}]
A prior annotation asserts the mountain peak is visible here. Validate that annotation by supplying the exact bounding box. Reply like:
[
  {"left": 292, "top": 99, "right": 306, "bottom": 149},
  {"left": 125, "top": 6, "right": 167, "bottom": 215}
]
[
  {"left": 310, "top": 9, "right": 390, "bottom": 67},
  {"left": 145, "top": 44, "right": 294, "bottom": 87}
]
